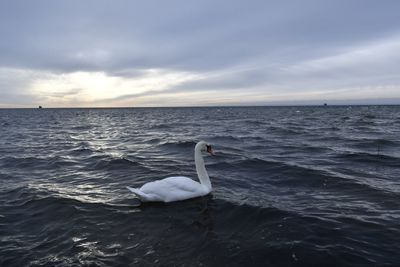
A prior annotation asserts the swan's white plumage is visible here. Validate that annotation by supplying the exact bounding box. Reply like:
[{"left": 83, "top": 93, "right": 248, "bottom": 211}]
[
  {"left": 127, "top": 176, "right": 210, "bottom": 202},
  {"left": 127, "top": 141, "right": 213, "bottom": 203}
]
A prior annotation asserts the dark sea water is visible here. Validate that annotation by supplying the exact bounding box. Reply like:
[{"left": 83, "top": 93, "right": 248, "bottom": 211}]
[{"left": 1, "top": 106, "right": 399, "bottom": 267}]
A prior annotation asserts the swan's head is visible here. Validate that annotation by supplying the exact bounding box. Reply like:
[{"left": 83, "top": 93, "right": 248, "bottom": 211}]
[{"left": 196, "top": 141, "right": 215, "bottom": 156}]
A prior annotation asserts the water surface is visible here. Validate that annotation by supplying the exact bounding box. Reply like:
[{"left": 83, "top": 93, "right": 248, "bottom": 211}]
[{"left": 1, "top": 106, "right": 399, "bottom": 266}]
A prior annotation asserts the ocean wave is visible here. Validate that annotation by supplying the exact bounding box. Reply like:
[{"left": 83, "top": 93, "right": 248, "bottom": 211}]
[
  {"left": 350, "top": 138, "right": 399, "bottom": 149},
  {"left": 209, "top": 135, "right": 242, "bottom": 143},
  {"left": 89, "top": 157, "right": 147, "bottom": 171},
  {"left": 158, "top": 140, "right": 198, "bottom": 150},
  {"left": 0, "top": 156, "right": 77, "bottom": 169},
  {"left": 68, "top": 145, "right": 95, "bottom": 155},
  {"left": 334, "top": 151, "right": 399, "bottom": 166}
]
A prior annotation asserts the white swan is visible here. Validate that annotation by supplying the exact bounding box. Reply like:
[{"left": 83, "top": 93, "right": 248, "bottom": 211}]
[{"left": 127, "top": 141, "right": 214, "bottom": 202}]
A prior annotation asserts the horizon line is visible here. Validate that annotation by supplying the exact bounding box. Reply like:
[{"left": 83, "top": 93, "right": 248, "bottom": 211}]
[{"left": 1, "top": 103, "right": 400, "bottom": 109}]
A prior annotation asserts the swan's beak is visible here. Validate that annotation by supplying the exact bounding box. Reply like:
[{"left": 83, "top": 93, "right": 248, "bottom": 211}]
[{"left": 206, "top": 145, "right": 215, "bottom": 156}]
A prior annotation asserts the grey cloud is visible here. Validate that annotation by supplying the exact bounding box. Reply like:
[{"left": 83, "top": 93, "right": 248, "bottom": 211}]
[
  {"left": 93, "top": 68, "right": 274, "bottom": 104},
  {"left": 1, "top": 0, "right": 400, "bottom": 106},
  {"left": 1, "top": 0, "right": 400, "bottom": 73},
  {"left": 46, "top": 88, "right": 83, "bottom": 98},
  {"left": 0, "top": 92, "right": 41, "bottom": 106}
]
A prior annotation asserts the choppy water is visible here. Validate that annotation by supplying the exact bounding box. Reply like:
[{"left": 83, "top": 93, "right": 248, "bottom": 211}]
[{"left": 1, "top": 106, "right": 399, "bottom": 266}]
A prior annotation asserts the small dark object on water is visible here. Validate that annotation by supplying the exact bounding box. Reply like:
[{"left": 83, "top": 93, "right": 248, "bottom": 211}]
[
  {"left": 323, "top": 103, "right": 328, "bottom": 106},
  {"left": 38, "top": 106, "right": 43, "bottom": 109}
]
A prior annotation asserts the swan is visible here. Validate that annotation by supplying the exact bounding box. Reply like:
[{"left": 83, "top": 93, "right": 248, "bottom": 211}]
[{"left": 127, "top": 141, "right": 214, "bottom": 202}]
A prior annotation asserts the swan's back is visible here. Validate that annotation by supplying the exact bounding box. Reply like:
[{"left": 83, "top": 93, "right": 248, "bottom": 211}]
[{"left": 137, "top": 176, "right": 210, "bottom": 202}]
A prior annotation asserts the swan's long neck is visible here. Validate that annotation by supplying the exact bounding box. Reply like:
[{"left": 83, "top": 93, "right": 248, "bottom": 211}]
[{"left": 195, "top": 145, "right": 212, "bottom": 190}]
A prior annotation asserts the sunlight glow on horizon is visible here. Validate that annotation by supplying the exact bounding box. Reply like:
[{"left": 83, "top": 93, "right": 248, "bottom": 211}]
[{"left": 27, "top": 69, "right": 200, "bottom": 107}]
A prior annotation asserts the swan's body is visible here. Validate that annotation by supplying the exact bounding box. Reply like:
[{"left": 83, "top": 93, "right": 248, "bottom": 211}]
[
  {"left": 127, "top": 176, "right": 210, "bottom": 202},
  {"left": 127, "top": 141, "right": 214, "bottom": 203}
]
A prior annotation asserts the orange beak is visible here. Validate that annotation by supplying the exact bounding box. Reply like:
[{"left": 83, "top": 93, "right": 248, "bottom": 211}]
[{"left": 206, "top": 145, "right": 215, "bottom": 155}]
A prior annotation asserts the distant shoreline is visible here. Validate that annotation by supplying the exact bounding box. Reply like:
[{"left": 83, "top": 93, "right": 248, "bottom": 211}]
[{"left": 1, "top": 104, "right": 400, "bottom": 109}]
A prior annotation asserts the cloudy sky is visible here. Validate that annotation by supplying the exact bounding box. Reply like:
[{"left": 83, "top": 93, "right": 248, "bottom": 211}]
[{"left": 1, "top": 0, "right": 400, "bottom": 107}]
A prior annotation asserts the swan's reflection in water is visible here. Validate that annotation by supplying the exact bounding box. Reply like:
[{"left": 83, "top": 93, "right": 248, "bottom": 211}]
[
  {"left": 137, "top": 194, "right": 216, "bottom": 238},
  {"left": 181, "top": 195, "right": 217, "bottom": 238}
]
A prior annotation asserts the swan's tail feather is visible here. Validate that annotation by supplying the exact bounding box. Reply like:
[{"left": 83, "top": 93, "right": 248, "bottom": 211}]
[{"left": 126, "top": 186, "right": 150, "bottom": 202}]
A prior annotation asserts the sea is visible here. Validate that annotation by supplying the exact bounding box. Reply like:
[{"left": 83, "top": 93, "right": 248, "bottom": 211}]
[{"left": 0, "top": 106, "right": 399, "bottom": 267}]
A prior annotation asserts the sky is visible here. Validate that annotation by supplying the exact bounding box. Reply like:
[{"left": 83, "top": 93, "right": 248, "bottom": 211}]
[{"left": 1, "top": 0, "right": 400, "bottom": 107}]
